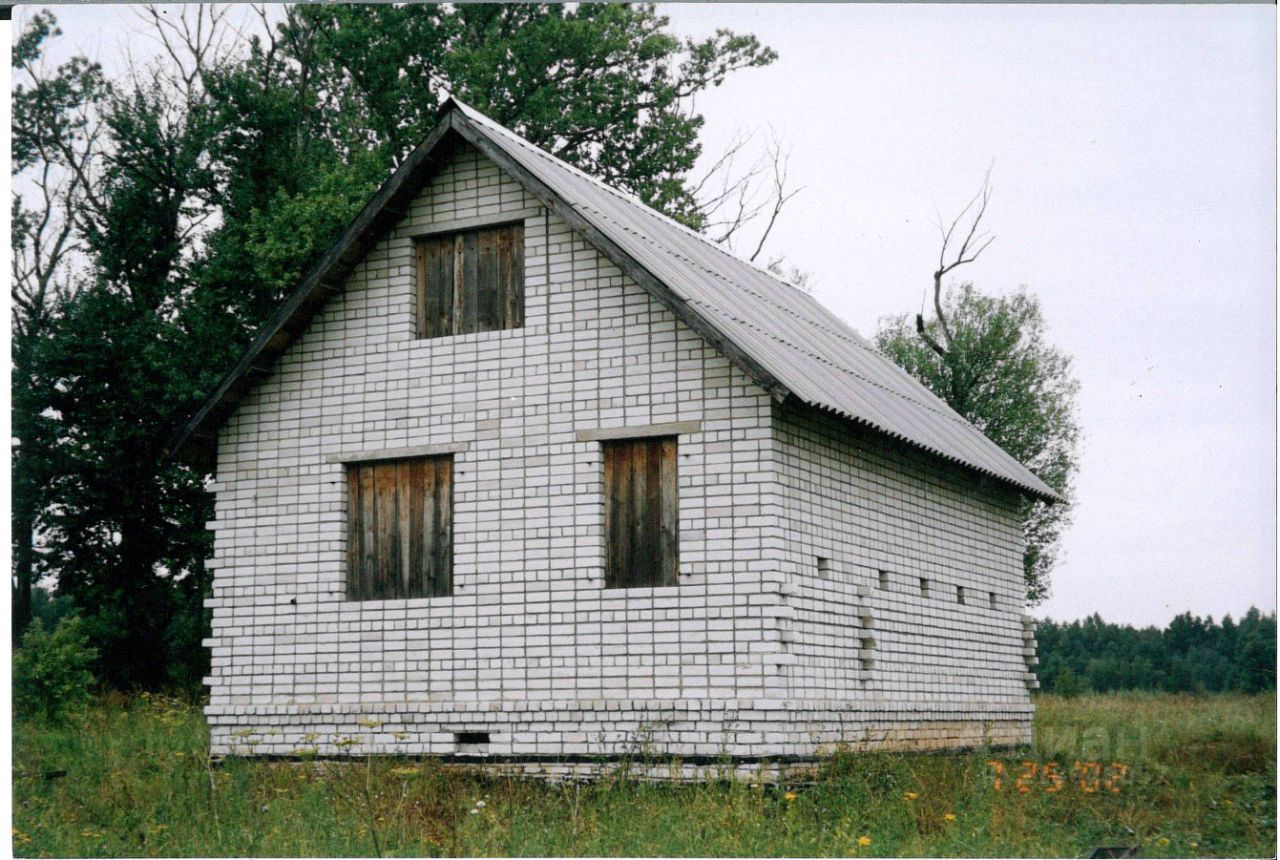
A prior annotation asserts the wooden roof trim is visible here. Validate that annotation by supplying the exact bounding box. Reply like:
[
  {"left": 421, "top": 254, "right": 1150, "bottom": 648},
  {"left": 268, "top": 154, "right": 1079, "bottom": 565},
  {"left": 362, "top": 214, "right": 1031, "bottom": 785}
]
[{"left": 164, "top": 116, "right": 458, "bottom": 461}]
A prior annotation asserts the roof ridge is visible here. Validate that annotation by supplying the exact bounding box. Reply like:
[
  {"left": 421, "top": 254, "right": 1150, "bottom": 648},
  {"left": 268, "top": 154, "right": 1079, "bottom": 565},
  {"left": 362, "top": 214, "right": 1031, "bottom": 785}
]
[
  {"left": 455, "top": 104, "right": 814, "bottom": 296},
  {"left": 456, "top": 109, "right": 911, "bottom": 372}
]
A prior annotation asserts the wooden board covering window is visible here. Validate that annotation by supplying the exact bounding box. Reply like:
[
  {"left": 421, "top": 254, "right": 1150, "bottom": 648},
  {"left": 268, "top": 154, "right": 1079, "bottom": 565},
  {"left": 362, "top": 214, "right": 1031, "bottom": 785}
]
[
  {"left": 416, "top": 223, "right": 524, "bottom": 338},
  {"left": 346, "top": 456, "right": 453, "bottom": 601},
  {"left": 603, "top": 437, "right": 678, "bottom": 589}
]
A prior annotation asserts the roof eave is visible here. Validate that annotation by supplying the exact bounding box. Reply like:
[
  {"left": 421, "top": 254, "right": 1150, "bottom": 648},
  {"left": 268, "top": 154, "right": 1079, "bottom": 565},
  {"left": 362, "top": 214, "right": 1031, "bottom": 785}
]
[{"left": 798, "top": 398, "right": 1063, "bottom": 505}]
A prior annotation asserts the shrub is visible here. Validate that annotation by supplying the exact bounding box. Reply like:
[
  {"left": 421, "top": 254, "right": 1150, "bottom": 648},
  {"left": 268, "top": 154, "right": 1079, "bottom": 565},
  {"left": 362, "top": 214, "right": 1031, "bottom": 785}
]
[
  {"left": 1053, "top": 666, "right": 1087, "bottom": 698},
  {"left": 14, "top": 617, "right": 98, "bottom": 722}
]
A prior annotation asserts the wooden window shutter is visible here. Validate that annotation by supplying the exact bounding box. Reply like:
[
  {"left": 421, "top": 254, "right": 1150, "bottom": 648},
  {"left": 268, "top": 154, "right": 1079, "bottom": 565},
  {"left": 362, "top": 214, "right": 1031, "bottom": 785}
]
[
  {"left": 416, "top": 223, "right": 523, "bottom": 339},
  {"left": 346, "top": 456, "right": 453, "bottom": 600},
  {"left": 603, "top": 437, "right": 679, "bottom": 589}
]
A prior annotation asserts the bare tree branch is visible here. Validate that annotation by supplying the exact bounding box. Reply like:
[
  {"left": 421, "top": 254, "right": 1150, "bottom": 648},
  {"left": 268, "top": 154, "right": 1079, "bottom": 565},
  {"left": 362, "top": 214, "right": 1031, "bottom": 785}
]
[
  {"left": 748, "top": 132, "right": 803, "bottom": 262},
  {"left": 692, "top": 125, "right": 803, "bottom": 263},
  {"left": 135, "top": 4, "right": 234, "bottom": 106},
  {"left": 922, "top": 166, "right": 996, "bottom": 354}
]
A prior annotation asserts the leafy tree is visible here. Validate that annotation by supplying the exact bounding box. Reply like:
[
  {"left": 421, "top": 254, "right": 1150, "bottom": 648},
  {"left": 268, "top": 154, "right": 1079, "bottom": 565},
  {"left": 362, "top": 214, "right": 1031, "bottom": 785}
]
[
  {"left": 1034, "top": 610, "right": 1276, "bottom": 694},
  {"left": 38, "top": 65, "right": 218, "bottom": 689},
  {"left": 11, "top": 11, "right": 107, "bottom": 639},
  {"left": 14, "top": 616, "right": 98, "bottom": 722},
  {"left": 30, "top": 585, "right": 76, "bottom": 633},
  {"left": 877, "top": 176, "right": 1079, "bottom": 604},
  {"left": 13, "top": 5, "right": 782, "bottom": 691},
  {"left": 878, "top": 283, "right": 1079, "bottom": 604},
  {"left": 288, "top": 3, "right": 776, "bottom": 225}
]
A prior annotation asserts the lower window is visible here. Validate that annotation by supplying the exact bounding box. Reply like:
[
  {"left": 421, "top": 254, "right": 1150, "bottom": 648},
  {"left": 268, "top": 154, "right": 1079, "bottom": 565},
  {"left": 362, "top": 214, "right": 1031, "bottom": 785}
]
[
  {"left": 346, "top": 455, "right": 453, "bottom": 600},
  {"left": 602, "top": 436, "right": 679, "bottom": 588}
]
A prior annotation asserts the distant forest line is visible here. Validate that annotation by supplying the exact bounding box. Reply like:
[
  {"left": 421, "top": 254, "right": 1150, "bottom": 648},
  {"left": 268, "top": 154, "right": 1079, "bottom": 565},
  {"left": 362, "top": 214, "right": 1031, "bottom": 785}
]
[{"left": 1034, "top": 609, "right": 1275, "bottom": 695}]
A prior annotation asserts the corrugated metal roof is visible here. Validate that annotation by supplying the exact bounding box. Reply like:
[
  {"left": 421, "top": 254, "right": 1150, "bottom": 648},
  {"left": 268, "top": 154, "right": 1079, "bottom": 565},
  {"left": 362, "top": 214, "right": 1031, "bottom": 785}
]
[
  {"left": 451, "top": 100, "right": 1059, "bottom": 501},
  {"left": 170, "top": 98, "right": 1059, "bottom": 502}
]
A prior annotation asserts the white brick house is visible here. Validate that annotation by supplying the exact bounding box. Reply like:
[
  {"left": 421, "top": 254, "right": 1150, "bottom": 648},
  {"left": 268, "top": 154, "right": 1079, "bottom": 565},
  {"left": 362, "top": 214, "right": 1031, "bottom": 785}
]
[{"left": 171, "top": 99, "right": 1056, "bottom": 767}]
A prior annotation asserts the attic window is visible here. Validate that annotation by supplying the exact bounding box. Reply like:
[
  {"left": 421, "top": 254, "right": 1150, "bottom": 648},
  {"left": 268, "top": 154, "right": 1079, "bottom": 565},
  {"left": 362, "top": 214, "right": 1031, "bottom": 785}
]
[
  {"left": 877, "top": 570, "right": 889, "bottom": 590},
  {"left": 957, "top": 585, "right": 967, "bottom": 606},
  {"left": 920, "top": 578, "right": 930, "bottom": 598},
  {"left": 416, "top": 223, "right": 524, "bottom": 339},
  {"left": 817, "top": 557, "right": 832, "bottom": 578}
]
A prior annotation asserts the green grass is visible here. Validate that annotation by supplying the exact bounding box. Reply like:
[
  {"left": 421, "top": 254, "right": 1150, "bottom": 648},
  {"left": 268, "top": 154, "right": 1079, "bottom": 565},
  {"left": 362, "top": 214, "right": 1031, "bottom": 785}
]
[{"left": 13, "top": 691, "right": 1276, "bottom": 857}]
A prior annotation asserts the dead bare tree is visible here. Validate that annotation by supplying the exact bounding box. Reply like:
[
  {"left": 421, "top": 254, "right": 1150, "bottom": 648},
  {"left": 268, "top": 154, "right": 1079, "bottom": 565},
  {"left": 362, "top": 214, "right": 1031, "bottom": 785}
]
[
  {"left": 693, "top": 127, "right": 804, "bottom": 264},
  {"left": 916, "top": 167, "right": 995, "bottom": 358}
]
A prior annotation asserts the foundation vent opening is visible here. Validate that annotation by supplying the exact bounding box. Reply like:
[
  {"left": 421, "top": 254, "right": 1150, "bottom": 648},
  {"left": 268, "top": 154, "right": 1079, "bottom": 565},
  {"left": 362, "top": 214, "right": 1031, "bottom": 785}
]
[{"left": 455, "top": 731, "right": 491, "bottom": 752}]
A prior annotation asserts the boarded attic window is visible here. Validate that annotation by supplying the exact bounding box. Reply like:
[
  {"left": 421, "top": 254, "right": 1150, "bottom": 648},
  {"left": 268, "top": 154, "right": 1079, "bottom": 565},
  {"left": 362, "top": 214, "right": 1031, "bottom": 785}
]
[
  {"left": 603, "top": 437, "right": 678, "bottom": 589},
  {"left": 346, "top": 456, "right": 453, "bottom": 601},
  {"left": 416, "top": 223, "right": 524, "bottom": 338}
]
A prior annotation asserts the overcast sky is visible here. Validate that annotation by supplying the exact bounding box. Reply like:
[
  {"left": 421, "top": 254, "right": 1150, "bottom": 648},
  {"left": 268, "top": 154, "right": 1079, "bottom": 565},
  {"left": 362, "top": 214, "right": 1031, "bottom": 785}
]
[{"left": 17, "top": 4, "right": 1277, "bottom": 628}]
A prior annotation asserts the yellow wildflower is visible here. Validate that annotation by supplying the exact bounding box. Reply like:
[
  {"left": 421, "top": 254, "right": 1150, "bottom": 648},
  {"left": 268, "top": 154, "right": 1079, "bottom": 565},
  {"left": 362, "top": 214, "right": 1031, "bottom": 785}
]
[
  {"left": 943, "top": 813, "right": 957, "bottom": 822},
  {"left": 784, "top": 791, "right": 798, "bottom": 802},
  {"left": 903, "top": 791, "right": 919, "bottom": 801},
  {"left": 1156, "top": 837, "right": 1170, "bottom": 847},
  {"left": 857, "top": 835, "right": 872, "bottom": 847}
]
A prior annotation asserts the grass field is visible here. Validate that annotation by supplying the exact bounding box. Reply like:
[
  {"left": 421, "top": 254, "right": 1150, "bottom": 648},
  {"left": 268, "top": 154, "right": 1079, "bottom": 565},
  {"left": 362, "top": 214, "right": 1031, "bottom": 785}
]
[{"left": 12, "top": 692, "right": 1276, "bottom": 857}]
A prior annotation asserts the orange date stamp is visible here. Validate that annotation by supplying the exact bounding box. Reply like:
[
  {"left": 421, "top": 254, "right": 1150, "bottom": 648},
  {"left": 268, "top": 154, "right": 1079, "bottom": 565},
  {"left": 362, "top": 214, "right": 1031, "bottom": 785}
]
[{"left": 986, "top": 760, "right": 1131, "bottom": 794}]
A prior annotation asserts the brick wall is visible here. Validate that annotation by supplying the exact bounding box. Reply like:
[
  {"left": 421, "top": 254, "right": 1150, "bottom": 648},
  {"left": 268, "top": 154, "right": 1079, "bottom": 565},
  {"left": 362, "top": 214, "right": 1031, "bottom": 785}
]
[
  {"left": 204, "top": 139, "right": 1033, "bottom": 760},
  {"left": 206, "top": 141, "right": 787, "bottom": 757},
  {"left": 772, "top": 404, "right": 1034, "bottom": 746}
]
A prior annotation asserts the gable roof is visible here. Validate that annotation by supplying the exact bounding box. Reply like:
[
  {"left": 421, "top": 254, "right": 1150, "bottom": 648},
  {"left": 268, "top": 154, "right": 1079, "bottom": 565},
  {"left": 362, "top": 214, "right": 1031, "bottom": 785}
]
[{"left": 167, "top": 97, "right": 1060, "bottom": 503}]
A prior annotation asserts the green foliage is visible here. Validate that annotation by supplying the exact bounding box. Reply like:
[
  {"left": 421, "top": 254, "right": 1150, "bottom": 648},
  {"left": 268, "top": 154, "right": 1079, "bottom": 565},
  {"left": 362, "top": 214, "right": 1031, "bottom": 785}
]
[
  {"left": 13, "top": 617, "right": 98, "bottom": 722},
  {"left": 10, "top": 11, "right": 109, "bottom": 641},
  {"left": 14, "top": 6, "right": 774, "bottom": 692},
  {"left": 287, "top": 3, "right": 775, "bottom": 225},
  {"left": 1036, "top": 609, "right": 1277, "bottom": 695},
  {"left": 876, "top": 284, "right": 1080, "bottom": 604},
  {"left": 30, "top": 585, "right": 77, "bottom": 632},
  {"left": 27, "top": 53, "right": 218, "bottom": 689},
  {"left": 12, "top": 693, "right": 1277, "bottom": 857}
]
